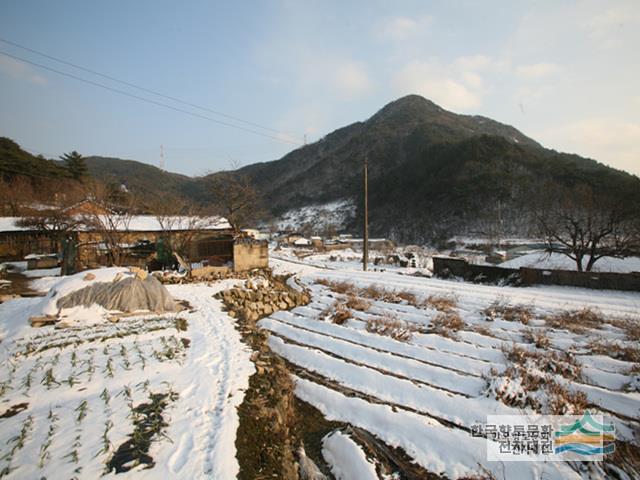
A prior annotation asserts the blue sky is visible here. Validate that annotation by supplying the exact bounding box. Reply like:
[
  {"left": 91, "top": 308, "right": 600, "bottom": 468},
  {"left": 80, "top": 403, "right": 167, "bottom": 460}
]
[{"left": 0, "top": 0, "right": 638, "bottom": 176}]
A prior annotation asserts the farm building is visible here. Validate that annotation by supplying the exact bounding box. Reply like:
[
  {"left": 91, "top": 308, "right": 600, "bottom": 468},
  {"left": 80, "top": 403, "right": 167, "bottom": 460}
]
[{"left": 0, "top": 214, "right": 268, "bottom": 273}]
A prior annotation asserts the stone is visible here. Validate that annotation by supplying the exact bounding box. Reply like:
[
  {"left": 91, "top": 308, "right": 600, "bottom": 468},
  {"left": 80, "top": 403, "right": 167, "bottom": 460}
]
[{"left": 83, "top": 272, "right": 96, "bottom": 281}]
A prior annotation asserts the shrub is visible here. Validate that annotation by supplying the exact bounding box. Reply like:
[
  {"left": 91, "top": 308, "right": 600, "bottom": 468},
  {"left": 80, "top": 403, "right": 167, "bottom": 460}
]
[
  {"left": 545, "top": 308, "right": 603, "bottom": 334},
  {"left": 422, "top": 294, "right": 457, "bottom": 312},
  {"left": 345, "top": 295, "right": 370, "bottom": 312},
  {"left": 522, "top": 328, "right": 551, "bottom": 349},
  {"left": 366, "top": 315, "right": 419, "bottom": 342},
  {"left": 483, "top": 299, "right": 533, "bottom": 324},
  {"left": 430, "top": 312, "right": 465, "bottom": 338},
  {"left": 321, "top": 301, "right": 351, "bottom": 325},
  {"left": 588, "top": 340, "right": 640, "bottom": 363}
]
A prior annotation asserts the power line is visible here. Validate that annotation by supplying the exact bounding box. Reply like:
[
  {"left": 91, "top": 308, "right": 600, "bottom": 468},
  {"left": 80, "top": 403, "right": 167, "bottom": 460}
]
[
  {"left": 0, "top": 37, "right": 300, "bottom": 140},
  {"left": 0, "top": 50, "right": 302, "bottom": 147}
]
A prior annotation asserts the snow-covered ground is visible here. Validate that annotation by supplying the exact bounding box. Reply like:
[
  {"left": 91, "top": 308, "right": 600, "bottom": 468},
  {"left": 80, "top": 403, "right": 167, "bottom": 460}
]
[
  {"left": 500, "top": 251, "right": 640, "bottom": 273},
  {"left": 0, "top": 272, "right": 253, "bottom": 479},
  {"left": 275, "top": 199, "right": 356, "bottom": 231},
  {"left": 1, "top": 253, "right": 638, "bottom": 478},
  {"left": 268, "top": 256, "right": 640, "bottom": 478}
]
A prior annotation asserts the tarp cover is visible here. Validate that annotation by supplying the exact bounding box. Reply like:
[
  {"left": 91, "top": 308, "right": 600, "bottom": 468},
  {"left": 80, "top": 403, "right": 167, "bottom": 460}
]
[{"left": 56, "top": 275, "right": 176, "bottom": 313}]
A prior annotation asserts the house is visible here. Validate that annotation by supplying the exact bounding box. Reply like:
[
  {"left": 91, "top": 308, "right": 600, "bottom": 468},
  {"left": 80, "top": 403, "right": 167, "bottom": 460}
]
[{"left": 0, "top": 214, "right": 268, "bottom": 273}]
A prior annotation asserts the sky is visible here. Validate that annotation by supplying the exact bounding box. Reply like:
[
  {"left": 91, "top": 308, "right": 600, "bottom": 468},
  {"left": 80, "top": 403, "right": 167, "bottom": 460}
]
[{"left": 0, "top": 0, "right": 638, "bottom": 176}]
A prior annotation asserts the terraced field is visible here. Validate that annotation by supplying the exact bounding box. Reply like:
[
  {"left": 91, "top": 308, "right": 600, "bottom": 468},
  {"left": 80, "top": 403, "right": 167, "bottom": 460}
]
[{"left": 263, "top": 262, "right": 640, "bottom": 479}]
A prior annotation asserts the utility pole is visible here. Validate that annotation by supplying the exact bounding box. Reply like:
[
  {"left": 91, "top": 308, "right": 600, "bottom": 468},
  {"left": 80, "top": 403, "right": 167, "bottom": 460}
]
[
  {"left": 159, "top": 144, "right": 165, "bottom": 170},
  {"left": 363, "top": 153, "right": 368, "bottom": 271}
]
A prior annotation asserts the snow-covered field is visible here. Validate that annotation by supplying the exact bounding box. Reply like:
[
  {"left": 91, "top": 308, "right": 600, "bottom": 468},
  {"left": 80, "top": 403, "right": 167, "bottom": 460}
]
[
  {"left": 0, "top": 272, "right": 253, "bottom": 479},
  {"left": 268, "top": 257, "right": 640, "bottom": 478}
]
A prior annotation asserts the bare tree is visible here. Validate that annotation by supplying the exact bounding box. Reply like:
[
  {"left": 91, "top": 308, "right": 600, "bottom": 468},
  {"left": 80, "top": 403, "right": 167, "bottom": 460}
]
[
  {"left": 1, "top": 176, "right": 35, "bottom": 216},
  {"left": 79, "top": 182, "right": 136, "bottom": 266},
  {"left": 208, "top": 170, "right": 262, "bottom": 233},
  {"left": 152, "top": 196, "right": 213, "bottom": 262},
  {"left": 536, "top": 184, "right": 640, "bottom": 271},
  {"left": 81, "top": 209, "right": 133, "bottom": 266}
]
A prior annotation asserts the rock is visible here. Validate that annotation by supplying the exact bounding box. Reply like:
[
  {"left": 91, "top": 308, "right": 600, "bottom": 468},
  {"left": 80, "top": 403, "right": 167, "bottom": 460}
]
[{"left": 83, "top": 272, "right": 96, "bottom": 281}]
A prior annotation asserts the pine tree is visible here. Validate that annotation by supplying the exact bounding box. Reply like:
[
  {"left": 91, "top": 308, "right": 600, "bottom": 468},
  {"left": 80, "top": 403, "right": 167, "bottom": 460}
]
[{"left": 60, "top": 150, "right": 87, "bottom": 180}]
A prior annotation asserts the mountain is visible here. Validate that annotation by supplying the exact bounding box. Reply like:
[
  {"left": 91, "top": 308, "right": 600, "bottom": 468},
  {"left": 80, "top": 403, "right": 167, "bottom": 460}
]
[
  {"left": 3, "top": 95, "right": 639, "bottom": 243},
  {"left": 232, "top": 95, "right": 639, "bottom": 242}
]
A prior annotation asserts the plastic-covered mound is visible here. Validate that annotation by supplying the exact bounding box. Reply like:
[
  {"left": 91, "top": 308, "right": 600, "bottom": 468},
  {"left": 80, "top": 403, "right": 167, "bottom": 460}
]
[{"left": 56, "top": 274, "right": 177, "bottom": 313}]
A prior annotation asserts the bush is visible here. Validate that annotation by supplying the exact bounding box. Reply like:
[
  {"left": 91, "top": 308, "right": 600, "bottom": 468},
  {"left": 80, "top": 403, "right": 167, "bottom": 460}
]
[
  {"left": 522, "top": 328, "right": 551, "bottom": 349},
  {"left": 430, "top": 312, "right": 465, "bottom": 338},
  {"left": 422, "top": 294, "right": 457, "bottom": 312},
  {"left": 483, "top": 299, "right": 533, "bottom": 324},
  {"left": 366, "top": 315, "right": 419, "bottom": 342},
  {"left": 545, "top": 308, "right": 603, "bottom": 334}
]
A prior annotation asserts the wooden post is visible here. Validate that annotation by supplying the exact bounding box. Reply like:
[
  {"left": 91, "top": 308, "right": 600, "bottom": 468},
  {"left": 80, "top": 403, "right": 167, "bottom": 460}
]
[{"left": 363, "top": 154, "right": 368, "bottom": 271}]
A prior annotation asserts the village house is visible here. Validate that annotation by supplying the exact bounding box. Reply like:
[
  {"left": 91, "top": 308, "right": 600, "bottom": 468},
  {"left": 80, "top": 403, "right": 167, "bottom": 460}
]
[{"left": 0, "top": 206, "right": 268, "bottom": 274}]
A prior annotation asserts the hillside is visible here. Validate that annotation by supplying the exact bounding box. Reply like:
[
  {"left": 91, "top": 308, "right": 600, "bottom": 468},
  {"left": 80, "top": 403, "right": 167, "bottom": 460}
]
[{"left": 0, "top": 137, "right": 69, "bottom": 179}]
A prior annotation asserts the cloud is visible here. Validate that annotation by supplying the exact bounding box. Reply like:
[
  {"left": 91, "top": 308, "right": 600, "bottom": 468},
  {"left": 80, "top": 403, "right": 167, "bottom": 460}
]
[
  {"left": 0, "top": 55, "right": 48, "bottom": 85},
  {"left": 379, "top": 15, "right": 432, "bottom": 41},
  {"left": 332, "top": 62, "right": 373, "bottom": 97},
  {"left": 582, "top": 3, "right": 640, "bottom": 48},
  {"left": 537, "top": 118, "right": 640, "bottom": 175},
  {"left": 392, "top": 55, "right": 496, "bottom": 111},
  {"left": 515, "top": 62, "right": 561, "bottom": 79}
]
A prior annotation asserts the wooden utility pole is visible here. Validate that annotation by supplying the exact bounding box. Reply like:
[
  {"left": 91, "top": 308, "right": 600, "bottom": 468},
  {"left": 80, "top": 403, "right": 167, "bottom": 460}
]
[{"left": 363, "top": 153, "right": 368, "bottom": 271}]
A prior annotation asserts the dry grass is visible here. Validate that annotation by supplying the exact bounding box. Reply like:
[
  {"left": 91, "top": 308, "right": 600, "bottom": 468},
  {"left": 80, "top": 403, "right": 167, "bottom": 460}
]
[
  {"left": 522, "top": 328, "right": 551, "bottom": 349},
  {"left": 345, "top": 295, "right": 371, "bottom": 312},
  {"left": 316, "top": 279, "right": 418, "bottom": 306},
  {"left": 483, "top": 299, "right": 533, "bottom": 325},
  {"left": 606, "top": 317, "right": 640, "bottom": 342},
  {"left": 544, "top": 308, "right": 603, "bottom": 334},
  {"left": 502, "top": 344, "right": 581, "bottom": 381},
  {"left": 492, "top": 345, "right": 587, "bottom": 415},
  {"left": 430, "top": 312, "right": 465, "bottom": 338},
  {"left": 545, "top": 382, "right": 589, "bottom": 415},
  {"left": 366, "top": 315, "right": 419, "bottom": 342},
  {"left": 587, "top": 340, "right": 640, "bottom": 363},
  {"left": 315, "top": 279, "right": 356, "bottom": 296},
  {"left": 421, "top": 294, "right": 457, "bottom": 312},
  {"left": 321, "top": 301, "right": 351, "bottom": 325}
]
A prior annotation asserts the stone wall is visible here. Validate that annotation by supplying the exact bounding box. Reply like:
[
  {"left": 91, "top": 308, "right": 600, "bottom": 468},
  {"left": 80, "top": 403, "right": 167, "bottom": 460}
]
[{"left": 215, "top": 276, "right": 310, "bottom": 322}]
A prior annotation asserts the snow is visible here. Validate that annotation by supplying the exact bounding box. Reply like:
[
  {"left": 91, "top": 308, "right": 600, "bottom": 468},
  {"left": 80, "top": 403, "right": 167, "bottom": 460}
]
[
  {"left": 322, "top": 431, "right": 378, "bottom": 480},
  {"left": 296, "top": 377, "right": 579, "bottom": 479},
  {"left": 500, "top": 251, "right": 640, "bottom": 273},
  {"left": 264, "top": 253, "right": 640, "bottom": 477},
  {"left": 0, "top": 215, "right": 231, "bottom": 232},
  {"left": 0, "top": 278, "right": 253, "bottom": 479},
  {"left": 275, "top": 199, "right": 356, "bottom": 231},
  {"left": 32, "top": 267, "right": 130, "bottom": 318}
]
